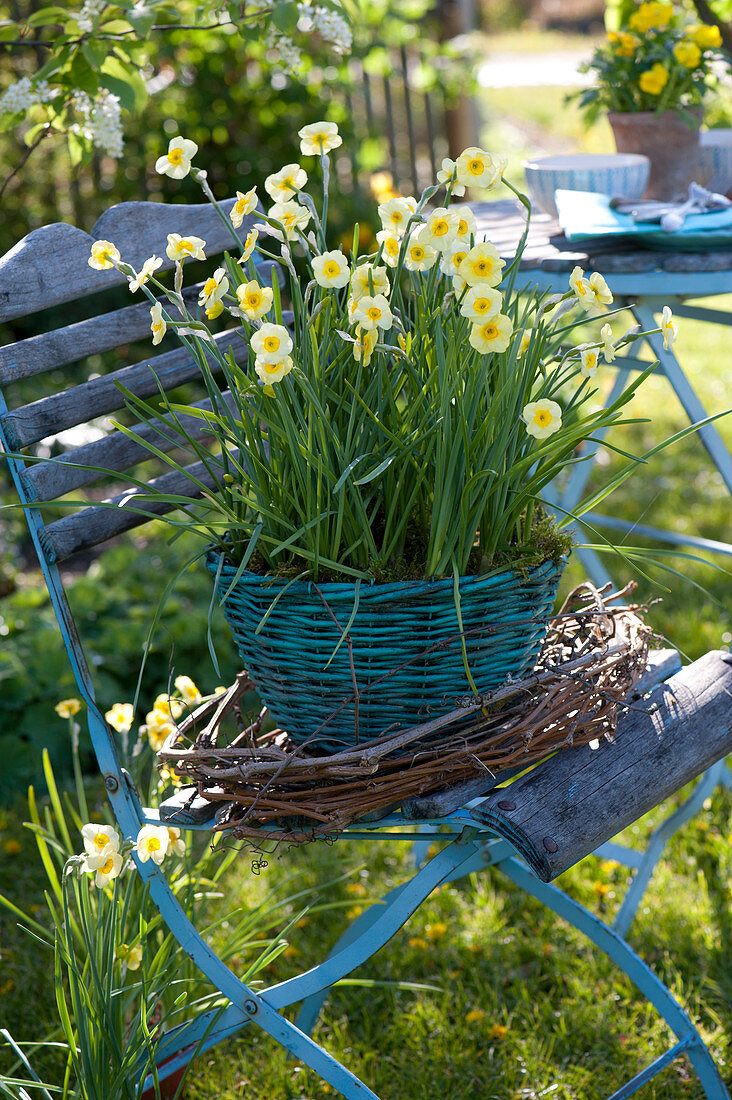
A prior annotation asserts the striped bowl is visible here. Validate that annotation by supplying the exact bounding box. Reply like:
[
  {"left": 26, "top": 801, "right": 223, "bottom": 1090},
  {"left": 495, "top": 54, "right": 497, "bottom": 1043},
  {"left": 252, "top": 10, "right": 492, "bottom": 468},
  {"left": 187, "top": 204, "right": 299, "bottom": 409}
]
[
  {"left": 523, "top": 154, "right": 650, "bottom": 219},
  {"left": 700, "top": 131, "right": 732, "bottom": 195}
]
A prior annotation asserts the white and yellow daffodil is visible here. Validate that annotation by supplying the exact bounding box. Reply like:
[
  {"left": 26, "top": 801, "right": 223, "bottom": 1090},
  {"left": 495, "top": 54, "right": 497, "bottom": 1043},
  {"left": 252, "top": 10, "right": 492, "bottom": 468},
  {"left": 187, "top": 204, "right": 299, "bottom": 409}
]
[
  {"left": 459, "top": 286, "right": 502, "bottom": 323},
  {"left": 522, "top": 399, "right": 563, "bottom": 440},
  {"left": 254, "top": 355, "right": 294, "bottom": 384},
  {"left": 198, "top": 267, "right": 229, "bottom": 313},
  {"left": 352, "top": 326, "right": 377, "bottom": 366},
  {"left": 377, "top": 195, "right": 417, "bottom": 238},
  {"left": 579, "top": 346, "right": 600, "bottom": 378},
  {"left": 600, "top": 323, "right": 617, "bottom": 363},
  {"left": 458, "top": 242, "right": 505, "bottom": 288},
  {"left": 517, "top": 329, "right": 533, "bottom": 359},
  {"left": 376, "top": 229, "right": 401, "bottom": 268},
  {"left": 166, "top": 827, "right": 186, "bottom": 857},
  {"left": 298, "top": 121, "right": 342, "bottom": 156},
  {"left": 231, "top": 187, "right": 258, "bottom": 228},
  {"left": 661, "top": 305, "right": 678, "bottom": 350},
  {"left": 404, "top": 236, "right": 438, "bottom": 272},
  {"left": 440, "top": 241, "right": 469, "bottom": 280},
  {"left": 350, "top": 263, "right": 390, "bottom": 300},
  {"left": 264, "top": 163, "right": 308, "bottom": 202},
  {"left": 312, "top": 250, "right": 350, "bottom": 289},
  {"left": 144, "top": 710, "right": 176, "bottom": 752},
  {"left": 455, "top": 147, "right": 506, "bottom": 191},
  {"left": 239, "top": 228, "right": 259, "bottom": 263},
  {"left": 419, "top": 207, "right": 459, "bottom": 251},
  {"left": 165, "top": 234, "right": 206, "bottom": 262},
  {"left": 251, "top": 322, "right": 293, "bottom": 363},
  {"left": 150, "top": 302, "right": 167, "bottom": 345},
  {"left": 90, "top": 849, "right": 124, "bottom": 888},
  {"left": 155, "top": 136, "right": 198, "bottom": 179},
  {"left": 135, "top": 824, "right": 170, "bottom": 865},
  {"left": 352, "top": 293, "right": 393, "bottom": 332},
  {"left": 455, "top": 206, "right": 477, "bottom": 242},
  {"left": 237, "top": 280, "right": 274, "bottom": 320},
  {"left": 154, "top": 693, "right": 184, "bottom": 720},
  {"left": 469, "top": 314, "right": 513, "bottom": 354},
  {"left": 436, "top": 157, "right": 465, "bottom": 197},
  {"left": 88, "top": 239, "right": 120, "bottom": 270},
  {"left": 117, "top": 942, "right": 143, "bottom": 970},
  {"left": 105, "top": 702, "right": 134, "bottom": 734},
  {"left": 569, "top": 266, "right": 612, "bottom": 311},
  {"left": 267, "top": 200, "right": 311, "bottom": 240},
  {"left": 81, "top": 823, "right": 120, "bottom": 869},
  {"left": 128, "top": 255, "right": 162, "bottom": 293},
  {"left": 55, "top": 698, "right": 81, "bottom": 719}
]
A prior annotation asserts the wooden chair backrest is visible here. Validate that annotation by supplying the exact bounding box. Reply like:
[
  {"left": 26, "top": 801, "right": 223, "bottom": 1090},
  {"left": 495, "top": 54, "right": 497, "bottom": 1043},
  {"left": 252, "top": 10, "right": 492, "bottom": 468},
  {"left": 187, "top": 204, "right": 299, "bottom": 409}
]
[{"left": 0, "top": 198, "right": 270, "bottom": 564}]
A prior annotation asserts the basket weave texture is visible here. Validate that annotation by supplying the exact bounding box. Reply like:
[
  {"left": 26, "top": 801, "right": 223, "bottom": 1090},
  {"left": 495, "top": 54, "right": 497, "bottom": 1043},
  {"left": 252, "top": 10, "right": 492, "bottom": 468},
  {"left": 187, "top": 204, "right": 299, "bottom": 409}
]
[{"left": 207, "top": 554, "right": 565, "bottom": 750}]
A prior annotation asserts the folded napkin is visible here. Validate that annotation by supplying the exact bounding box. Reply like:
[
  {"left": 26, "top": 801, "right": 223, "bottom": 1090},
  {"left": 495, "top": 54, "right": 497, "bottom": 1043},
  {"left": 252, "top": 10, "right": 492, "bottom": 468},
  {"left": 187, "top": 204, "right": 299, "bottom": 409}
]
[{"left": 555, "top": 189, "right": 732, "bottom": 245}]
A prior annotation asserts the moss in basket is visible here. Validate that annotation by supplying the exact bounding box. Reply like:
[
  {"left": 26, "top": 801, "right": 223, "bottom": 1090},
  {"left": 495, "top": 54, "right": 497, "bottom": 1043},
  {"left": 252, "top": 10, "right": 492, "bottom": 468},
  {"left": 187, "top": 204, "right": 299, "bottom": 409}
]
[{"left": 88, "top": 124, "right": 688, "bottom": 593}]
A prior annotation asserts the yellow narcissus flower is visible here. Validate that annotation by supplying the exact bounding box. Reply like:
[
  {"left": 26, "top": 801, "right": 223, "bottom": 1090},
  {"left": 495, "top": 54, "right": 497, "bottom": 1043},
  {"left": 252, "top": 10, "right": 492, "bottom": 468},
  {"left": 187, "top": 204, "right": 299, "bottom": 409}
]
[
  {"left": 298, "top": 121, "right": 342, "bottom": 156},
  {"left": 165, "top": 234, "right": 206, "bottom": 262},
  {"left": 175, "top": 675, "right": 202, "bottom": 706},
  {"left": 352, "top": 293, "right": 393, "bottom": 332},
  {"left": 455, "top": 147, "right": 506, "bottom": 191},
  {"left": 350, "top": 263, "right": 390, "bottom": 300},
  {"left": 155, "top": 136, "right": 198, "bottom": 179},
  {"left": 459, "top": 286, "right": 502, "bottom": 323},
  {"left": 105, "top": 702, "right": 134, "bottom": 734},
  {"left": 458, "top": 242, "right": 505, "bottom": 288},
  {"left": 440, "top": 241, "right": 468, "bottom": 280},
  {"left": 145, "top": 709, "right": 176, "bottom": 752},
  {"left": 404, "top": 237, "right": 438, "bottom": 272},
  {"left": 420, "top": 207, "right": 459, "bottom": 251},
  {"left": 469, "top": 314, "right": 513, "bottom": 354},
  {"left": 268, "top": 199, "right": 311, "bottom": 240},
  {"left": 455, "top": 206, "right": 477, "bottom": 242},
  {"left": 639, "top": 63, "right": 669, "bottom": 95},
  {"left": 661, "top": 305, "right": 678, "bottom": 349},
  {"left": 251, "top": 322, "right": 293, "bottom": 364},
  {"left": 81, "top": 823, "right": 120, "bottom": 869},
  {"left": 158, "top": 763, "right": 184, "bottom": 789},
  {"left": 166, "top": 827, "right": 186, "bottom": 857},
  {"left": 231, "top": 187, "right": 258, "bottom": 229},
  {"left": 91, "top": 849, "right": 124, "bottom": 888},
  {"left": 352, "top": 326, "right": 377, "bottom": 366},
  {"left": 522, "top": 399, "right": 563, "bottom": 440},
  {"left": 265, "top": 163, "right": 308, "bottom": 202},
  {"left": 198, "top": 267, "right": 229, "bottom": 312},
  {"left": 89, "top": 240, "right": 120, "bottom": 270},
  {"left": 239, "top": 228, "right": 259, "bottom": 264},
  {"left": 691, "top": 24, "right": 721, "bottom": 49},
  {"left": 55, "top": 698, "right": 81, "bottom": 719},
  {"left": 517, "top": 329, "right": 532, "bottom": 359},
  {"left": 135, "top": 824, "right": 170, "bottom": 865},
  {"left": 600, "top": 323, "right": 616, "bottom": 363},
  {"left": 377, "top": 196, "right": 417, "bottom": 238},
  {"left": 254, "top": 356, "right": 294, "bottom": 384},
  {"left": 579, "top": 346, "right": 600, "bottom": 378},
  {"left": 673, "top": 40, "right": 701, "bottom": 68},
  {"left": 436, "top": 157, "right": 465, "bottom": 197},
  {"left": 376, "top": 230, "right": 401, "bottom": 268},
  {"left": 237, "top": 280, "right": 274, "bottom": 320},
  {"left": 154, "top": 693, "right": 183, "bottom": 720},
  {"left": 128, "top": 255, "right": 162, "bottom": 293},
  {"left": 150, "top": 302, "right": 167, "bottom": 345},
  {"left": 312, "top": 250, "right": 350, "bottom": 289},
  {"left": 569, "top": 266, "right": 612, "bottom": 311},
  {"left": 117, "top": 942, "right": 143, "bottom": 970}
]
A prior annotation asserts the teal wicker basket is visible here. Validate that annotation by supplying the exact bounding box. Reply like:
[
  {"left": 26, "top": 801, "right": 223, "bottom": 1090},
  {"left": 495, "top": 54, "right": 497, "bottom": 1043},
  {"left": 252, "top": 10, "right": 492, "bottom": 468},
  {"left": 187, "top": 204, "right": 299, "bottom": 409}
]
[{"left": 207, "top": 555, "right": 566, "bottom": 751}]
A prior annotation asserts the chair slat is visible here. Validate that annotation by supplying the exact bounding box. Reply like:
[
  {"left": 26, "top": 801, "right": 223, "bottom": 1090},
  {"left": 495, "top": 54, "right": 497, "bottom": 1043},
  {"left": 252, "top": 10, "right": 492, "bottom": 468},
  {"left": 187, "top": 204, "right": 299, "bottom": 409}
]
[
  {"left": 0, "top": 327, "right": 247, "bottom": 449},
  {"left": 0, "top": 197, "right": 251, "bottom": 322},
  {"left": 38, "top": 459, "right": 219, "bottom": 562},
  {"left": 21, "top": 392, "right": 238, "bottom": 503}
]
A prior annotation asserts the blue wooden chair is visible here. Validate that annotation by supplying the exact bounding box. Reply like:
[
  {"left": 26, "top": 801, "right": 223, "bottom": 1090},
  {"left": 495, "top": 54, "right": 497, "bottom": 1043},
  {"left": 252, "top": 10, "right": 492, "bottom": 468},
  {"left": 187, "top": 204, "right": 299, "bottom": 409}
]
[{"left": 2, "top": 199, "right": 731, "bottom": 1099}]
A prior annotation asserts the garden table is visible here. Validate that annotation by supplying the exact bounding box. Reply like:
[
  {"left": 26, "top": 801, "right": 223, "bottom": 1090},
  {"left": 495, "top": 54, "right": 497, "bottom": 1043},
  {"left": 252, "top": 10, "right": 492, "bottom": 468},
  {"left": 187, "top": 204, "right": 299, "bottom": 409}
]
[{"left": 470, "top": 198, "right": 732, "bottom": 588}]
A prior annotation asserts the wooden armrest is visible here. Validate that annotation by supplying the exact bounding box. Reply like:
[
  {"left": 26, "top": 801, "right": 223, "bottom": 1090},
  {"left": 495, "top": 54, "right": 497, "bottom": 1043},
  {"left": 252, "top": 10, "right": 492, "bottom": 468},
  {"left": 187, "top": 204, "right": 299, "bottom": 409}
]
[{"left": 469, "top": 650, "right": 732, "bottom": 881}]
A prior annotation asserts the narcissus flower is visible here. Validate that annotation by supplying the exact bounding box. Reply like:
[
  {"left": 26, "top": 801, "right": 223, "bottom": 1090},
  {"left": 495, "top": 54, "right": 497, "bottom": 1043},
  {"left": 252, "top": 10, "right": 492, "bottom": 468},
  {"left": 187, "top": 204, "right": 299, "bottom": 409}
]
[
  {"left": 404, "top": 237, "right": 437, "bottom": 272},
  {"left": 105, "top": 702, "right": 134, "bottom": 734},
  {"left": 264, "top": 163, "right": 308, "bottom": 202},
  {"left": 135, "top": 824, "right": 170, "bottom": 865},
  {"left": 350, "top": 263, "right": 390, "bottom": 300},
  {"left": 579, "top": 346, "right": 600, "bottom": 378},
  {"left": 298, "top": 121, "right": 342, "bottom": 156},
  {"left": 89, "top": 240, "right": 120, "bottom": 270},
  {"left": 569, "top": 266, "right": 612, "bottom": 311},
  {"left": 352, "top": 293, "right": 393, "bottom": 331},
  {"left": 55, "top": 698, "right": 81, "bottom": 719},
  {"left": 239, "top": 228, "right": 259, "bottom": 263},
  {"left": 459, "top": 286, "right": 502, "bottom": 322},
  {"left": 517, "top": 329, "right": 533, "bottom": 358},
  {"left": 312, "top": 250, "right": 350, "bottom": 288},
  {"left": 155, "top": 136, "right": 198, "bottom": 179},
  {"left": 436, "top": 157, "right": 465, "bottom": 197},
  {"left": 469, "top": 314, "right": 513, "bottom": 354},
  {"left": 522, "top": 399, "right": 563, "bottom": 440},
  {"left": 90, "top": 849, "right": 124, "bottom": 888},
  {"left": 458, "top": 242, "right": 505, "bottom": 288},
  {"left": 352, "top": 326, "right": 377, "bottom": 366},
  {"left": 150, "top": 302, "right": 167, "bottom": 345},
  {"left": 455, "top": 147, "right": 506, "bottom": 191},
  {"left": 198, "top": 267, "right": 229, "bottom": 312},
  {"left": 377, "top": 196, "right": 417, "bottom": 238},
  {"left": 254, "top": 356, "right": 294, "bottom": 384},
  {"left": 128, "top": 255, "right": 162, "bottom": 293},
  {"left": 166, "top": 827, "right": 186, "bottom": 857},
  {"left": 376, "top": 230, "right": 401, "bottom": 268},
  {"left": 165, "top": 234, "right": 206, "bottom": 262},
  {"left": 639, "top": 63, "right": 669, "bottom": 95},
  {"left": 251, "top": 323, "right": 294, "bottom": 363},
  {"left": 440, "top": 241, "right": 468, "bottom": 280},
  {"left": 231, "top": 187, "right": 258, "bottom": 228},
  {"left": 268, "top": 200, "right": 311, "bottom": 240},
  {"left": 144, "top": 710, "right": 176, "bottom": 752},
  {"left": 81, "top": 823, "right": 120, "bottom": 868},
  {"left": 600, "top": 322, "right": 617, "bottom": 363},
  {"left": 455, "top": 207, "right": 477, "bottom": 242},
  {"left": 117, "top": 942, "right": 143, "bottom": 970},
  {"left": 237, "top": 280, "right": 274, "bottom": 320},
  {"left": 420, "top": 207, "right": 459, "bottom": 251},
  {"left": 154, "top": 693, "right": 183, "bottom": 720},
  {"left": 661, "top": 305, "right": 678, "bottom": 349},
  {"left": 174, "top": 675, "right": 202, "bottom": 706}
]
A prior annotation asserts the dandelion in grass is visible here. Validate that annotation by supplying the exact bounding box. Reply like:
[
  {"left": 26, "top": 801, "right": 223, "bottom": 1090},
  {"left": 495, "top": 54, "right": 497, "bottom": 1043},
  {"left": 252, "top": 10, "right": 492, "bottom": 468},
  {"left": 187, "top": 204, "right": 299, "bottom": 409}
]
[
  {"left": 105, "top": 702, "right": 134, "bottom": 734},
  {"left": 350, "top": 262, "right": 390, "bottom": 300},
  {"left": 352, "top": 294, "right": 393, "bottom": 332},
  {"left": 251, "top": 322, "right": 293, "bottom": 363},
  {"left": 55, "top": 698, "right": 81, "bottom": 719},
  {"left": 377, "top": 195, "right": 417, "bottom": 238},
  {"left": 376, "top": 230, "right": 401, "bottom": 268},
  {"left": 135, "top": 824, "right": 170, "bottom": 865},
  {"left": 593, "top": 880, "right": 610, "bottom": 898},
  {"left": 437, "top": 156, "right": 465, "bottom": 196},
  {"left": 128, "top": 255, "right": 162, "bottom": 293},
  {"left": 352, "top": 326, "right": 376, "bottom": 366},
  {"left": 150, "top": 302, "right": 166, "bottom": 345},
  {"left": 458, "top": 242, "right": 505, "bottom": 288},
  {"left": 254, "top": 355, "right": 294, "bottom": 385},
  {"left": 231, "top": 186, "right": 258, "bottom": 228},
  {"left": 268, "top": 199, "right": 311, "bottom": 240},
  {"left": 166, "top": 827, "right": 186, "bottom": 857},
  {"left": 455, "top": 147, "right": 506, "bottom": 191},
  {"left": 404, "top": 237, "right": 438, "bottom": 272},
  {"left": 488, "top": 1023, "right": 508, "bottom": 1042},
  {"left": 88, "top": 240, "right": 120, "bottom": 270},
  {"left": 165, "top": 233, "right": 206, "bottom": 262},
  {"left": 238, "top": 227, "right": 259, "bottom": 264},
  {"left": 600, "top": 322, "right": 617, "bottom": 363},
  {"left": 469, "top": 314, "right": 513, "bottom": 354},
  {"left": 408, "top": 936, "right": 428, "bottom": 950},
  {"left": 522, "top": 399, "right": 562, "bottom": 440},
  {"left": 580, "top": 346, "right": 600, "bottom": 378},
  {"left": 465, "top": 1008, "right": 486, "bottom": 1024},
  {"left": 81, "top": 823, "right": 120, "bottom": 867},
  {"left": 426, "top": 922, "right": 447, "bottom": 940},
  {"left": 312, "top": 250, "right": 350, "bottom": 289},
  {"left": 459, "top": 286, "right": 502, "bottom": 323},
  {"left": 237, "top": 280, "right": 274, "bottom": 320},
  {"left": 420, "top": 207, "right": 459, "bottom": 251},
  {"left": 264, "top": 163, "right": 308, "bottom": 202},
  {"left": 298, "top": 120, "right": 342, "bottom": 156},
  {"left": 155, "top": 136, "right": 198, "bottom": 179},
  {"left": 661, "top": 305, "right": 678, "bottom": 349}
]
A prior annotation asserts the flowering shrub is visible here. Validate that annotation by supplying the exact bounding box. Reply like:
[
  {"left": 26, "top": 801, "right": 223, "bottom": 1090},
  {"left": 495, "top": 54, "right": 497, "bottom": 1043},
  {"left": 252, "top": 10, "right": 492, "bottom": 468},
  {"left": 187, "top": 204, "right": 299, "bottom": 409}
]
[
  {"left": 88, "top": 123, "right": 679, "bottom": 582},
  {"left": 576, "top": 2, "right": 725, "bottom": 121}
]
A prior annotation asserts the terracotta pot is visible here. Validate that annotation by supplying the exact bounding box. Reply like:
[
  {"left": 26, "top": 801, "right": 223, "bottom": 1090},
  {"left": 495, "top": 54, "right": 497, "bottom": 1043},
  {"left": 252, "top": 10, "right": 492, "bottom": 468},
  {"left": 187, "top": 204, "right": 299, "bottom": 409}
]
[{"left": 608, "top": 109, "right": 703, "bottom": 201}]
